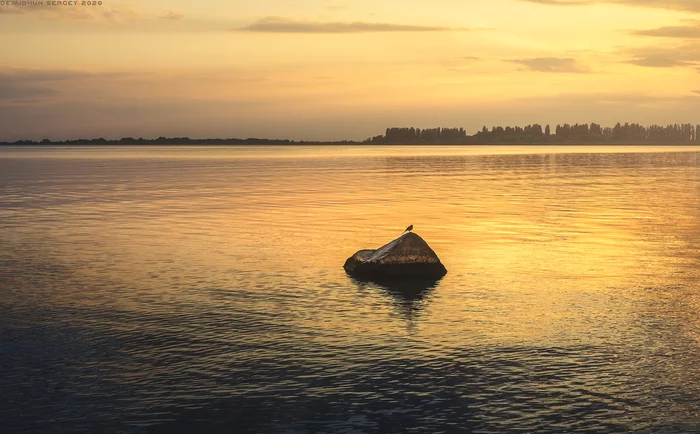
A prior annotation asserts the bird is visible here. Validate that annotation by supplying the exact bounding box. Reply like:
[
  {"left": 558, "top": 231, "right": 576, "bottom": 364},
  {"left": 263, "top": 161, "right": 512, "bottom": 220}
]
[{"left": 402, "top": 224, "right": 413, "bottom": 234}]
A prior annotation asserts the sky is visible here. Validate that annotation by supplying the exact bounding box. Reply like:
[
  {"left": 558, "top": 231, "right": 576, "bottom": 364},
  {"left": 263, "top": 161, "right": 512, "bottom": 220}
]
[{"left": 0, "top": 0, "right": 699, "bottom": 141}]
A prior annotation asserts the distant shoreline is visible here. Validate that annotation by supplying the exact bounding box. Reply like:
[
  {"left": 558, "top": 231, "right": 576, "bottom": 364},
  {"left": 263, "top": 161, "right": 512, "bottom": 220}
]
[
  {"left": 2, "top": 142, "right": 700, "bottom": 147},
  {"left": 4, "top": 122, "right": 699, "bottom": 146}
]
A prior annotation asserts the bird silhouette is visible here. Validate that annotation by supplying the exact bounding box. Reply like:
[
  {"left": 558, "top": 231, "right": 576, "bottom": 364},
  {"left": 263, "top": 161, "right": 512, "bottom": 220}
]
[{"left": 402, "top": 224, "right": 413, "bottom": 234}]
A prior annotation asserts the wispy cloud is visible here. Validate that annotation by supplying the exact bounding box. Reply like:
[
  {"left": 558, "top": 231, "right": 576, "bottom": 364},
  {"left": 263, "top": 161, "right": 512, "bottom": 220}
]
[
  {"left": 519, "top": 0, "right": 700, "bottom": 13},
  {"left": 0, "top": 68, "right": 77, "bottom": 101},
  {"left": 624, "top": 57, "right": 690, "bottom": 67},
  {"left": 521, "top": 0, "right": 590, "bottom": 5},
  {"left": 159, "top": 11, "right": 184, "bottom": 21},
  {"left": 633, "top": 23, "right": 700, "bottom": 39},
  {"left": 0, "top": 83, "right": 59, "bottom": 101},
  {"left": 0, "top": 67, "right": 138, "bottom": 102},
  {"left": 0, "top": 67, "right": 130, "bottom": 82},
  {"left": 237, "top": 17, "right": 466, "bottom": 33},
  {"left": 0, "top": 6, "right": 23, "bottom": 14},
  {"left": 693, "top": 90, "right": 700, "bottom": 94},
  {"left": 509, "top": 57, "right": 590, "bottom": 73},
  {"left": 519, "top": 91, "right": 699, "bottom": 105},
  {"left": 0, "top": 68, "right": 89, "bottom": 83},
  {"left": 619, "top": 42, "right": 700, "bottom": 68},
  {"left": 102, "top": 6, "right": 145, "bottom": 24}
]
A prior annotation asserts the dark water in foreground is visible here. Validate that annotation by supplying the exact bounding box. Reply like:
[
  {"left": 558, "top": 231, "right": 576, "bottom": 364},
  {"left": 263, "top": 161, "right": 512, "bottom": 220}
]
[{"left": 1, "top": 145, "right": 700, "bottom": 433}]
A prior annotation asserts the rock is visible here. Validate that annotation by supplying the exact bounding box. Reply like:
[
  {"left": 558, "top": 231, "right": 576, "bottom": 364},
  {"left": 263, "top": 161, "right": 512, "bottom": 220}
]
[{"left": 343, "top": 232, "right": 447, "bottom": 281}]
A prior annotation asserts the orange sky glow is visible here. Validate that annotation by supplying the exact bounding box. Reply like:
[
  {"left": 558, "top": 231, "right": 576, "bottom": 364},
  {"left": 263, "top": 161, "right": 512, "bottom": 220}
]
[{"left": 1, "top": 0, "right": 699, "bottom": 140}]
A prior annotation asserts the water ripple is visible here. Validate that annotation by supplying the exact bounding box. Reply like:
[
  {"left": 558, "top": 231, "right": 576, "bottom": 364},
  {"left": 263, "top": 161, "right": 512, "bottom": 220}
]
[{"left": 1, "top": 146, "right": 700, "bottom": 433}]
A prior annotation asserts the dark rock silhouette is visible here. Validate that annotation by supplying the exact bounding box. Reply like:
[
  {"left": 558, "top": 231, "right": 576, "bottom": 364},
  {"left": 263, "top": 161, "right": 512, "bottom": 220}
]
[{"left": 343, "top": 232, "right": 447, "bottom": 281}]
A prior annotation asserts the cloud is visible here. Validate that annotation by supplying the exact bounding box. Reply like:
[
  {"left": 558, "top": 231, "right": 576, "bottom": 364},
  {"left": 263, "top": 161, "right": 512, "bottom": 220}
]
[
  {"left": 624, "top": 57, "right": 689, "bottom": 67},
  {"left": 237, "top": 17, "right": 465, "bottom": 33},
  {"left": 521, "top": 91, "right": 698, "bottom": 105},
  {"left": 0, "top": 69, "right": 65, "bottom": 101},
  {"left": 693, "top": 90, "right": 700, "bottom": 94},
  {"left": 520, "top": 0, "right": 700, "bottom": 13},
  {"left": 619, "top": 42, "right": 700, "bottom": 68},
  {"left": 0, "top": 6, "right": 23, "bottom": 14},
  {"left": 102, "top": 6, "right": 145, "bottom": 24},
  {"left": 509, "top": 57, "right": 590, "bottom": 73},
  {"left": 633, "top": 24, "right": 700, "bottom": 39},
  {"left": 521, "top": 0, "right": 590, "bottom": 5},
  {"left": 0, "top": 83, "right": 59, "bottom": 101},
  {"left": 624, "top": 20, "right": 700, "bottom": 68},
  {"left": 159, "top": 11, "right": 184, "bottom": 21},
  {"left": 0, "top": 67, "right": 138, "bottom": 101},
  {"left": 0, "top": 68, "right": 90, "bottom": 84},
  {"left": 0, "top": 67, "right": 129, "bottom": 82}
]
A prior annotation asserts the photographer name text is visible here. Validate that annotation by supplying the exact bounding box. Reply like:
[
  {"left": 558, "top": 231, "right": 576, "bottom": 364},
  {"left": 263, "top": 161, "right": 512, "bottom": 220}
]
[{"left": 1, "top": 1, "right": 103, "bottom": 6}]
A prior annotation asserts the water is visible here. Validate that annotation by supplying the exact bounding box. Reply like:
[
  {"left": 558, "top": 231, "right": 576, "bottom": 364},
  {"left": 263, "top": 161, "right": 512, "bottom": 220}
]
[{"left": 1, "top": 145, "right": 700, "bottom": 433}]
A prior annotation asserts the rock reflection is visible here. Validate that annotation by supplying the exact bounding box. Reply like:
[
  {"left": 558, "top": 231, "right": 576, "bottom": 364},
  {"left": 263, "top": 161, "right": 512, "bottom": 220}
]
[{"left": 350, "top": 276, "right": 443, "bottom": 320}]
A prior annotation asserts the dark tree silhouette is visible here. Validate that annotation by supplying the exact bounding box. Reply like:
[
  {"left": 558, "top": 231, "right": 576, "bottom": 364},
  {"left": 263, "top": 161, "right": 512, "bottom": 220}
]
[
  {"left": 367, "top": 122, "right": 699, "bottom": 144},
  {"left": 4, "top": 123, "right": 699, "bottom": 146}
]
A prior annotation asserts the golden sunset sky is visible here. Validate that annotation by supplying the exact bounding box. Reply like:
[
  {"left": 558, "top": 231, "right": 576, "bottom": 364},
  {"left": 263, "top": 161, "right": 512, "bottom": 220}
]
[{"left": 1, "top": 0, "right": 699, "bottom": 140}]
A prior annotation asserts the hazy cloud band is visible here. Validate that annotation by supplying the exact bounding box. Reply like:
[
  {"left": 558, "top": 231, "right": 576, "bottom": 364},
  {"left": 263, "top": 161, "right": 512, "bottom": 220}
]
[
  {"left": 520, "top": 0, "right": 700, "bottom": 13},
  {"left": 238, "top": 17, "right": 466, "bottom": 33},
  {"left": 633, "top": 25, "right": 700, "bottom": 39},
  {"left": 509, "top": 57, "right": 590, "bottom": 73}
]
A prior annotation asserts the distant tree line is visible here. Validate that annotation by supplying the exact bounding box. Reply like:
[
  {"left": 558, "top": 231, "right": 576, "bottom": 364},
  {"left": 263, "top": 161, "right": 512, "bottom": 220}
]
[
  {"left": 366, "top": 127, "right": 468, "bottom": 144},
  {"left": 2, "top": 122, "right": 699, "bottom": 146},
  {"left": 365, "top": 123, "right": 700, "bottom": 144}
]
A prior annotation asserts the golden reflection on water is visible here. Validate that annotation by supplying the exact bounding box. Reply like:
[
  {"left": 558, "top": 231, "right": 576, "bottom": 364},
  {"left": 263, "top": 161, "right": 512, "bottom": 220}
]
[
  {"left": 3, "top": 147, "right": 699, "bottom": 345},
  {"left": 2, "top": 146, "right": 700, "bottom": 430}
]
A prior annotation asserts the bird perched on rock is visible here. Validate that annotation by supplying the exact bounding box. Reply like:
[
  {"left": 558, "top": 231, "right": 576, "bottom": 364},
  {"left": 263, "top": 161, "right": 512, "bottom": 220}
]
[{"left": 402, "top": 224, "right": 413, "bottom": 234}]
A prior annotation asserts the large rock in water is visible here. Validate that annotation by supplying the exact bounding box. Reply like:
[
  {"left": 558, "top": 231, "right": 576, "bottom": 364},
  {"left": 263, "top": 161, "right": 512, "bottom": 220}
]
[{"left": 343, "top": 232, "right": 447, "bottom": 281}]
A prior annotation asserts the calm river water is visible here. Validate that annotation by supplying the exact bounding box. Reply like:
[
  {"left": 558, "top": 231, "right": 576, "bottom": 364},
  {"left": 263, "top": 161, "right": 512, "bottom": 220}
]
[{"left": 1, "top": 145, "right": 700, "bottom": 433}]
